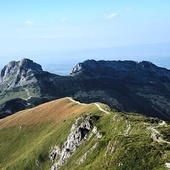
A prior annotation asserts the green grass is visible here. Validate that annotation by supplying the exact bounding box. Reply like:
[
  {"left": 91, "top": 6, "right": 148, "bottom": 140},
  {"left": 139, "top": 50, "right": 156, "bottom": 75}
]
[
  {"left": 59, "top": 112, "right": 169, "bottom": 170},
  {"left": 0, "top": 119, "right": 74, "bottom": 170},
  {"left": 0, "top": 86, "right": 40, "bottom": 104},
  {"left": 0, "top": 100, "right": 170, "bottom": 170}
]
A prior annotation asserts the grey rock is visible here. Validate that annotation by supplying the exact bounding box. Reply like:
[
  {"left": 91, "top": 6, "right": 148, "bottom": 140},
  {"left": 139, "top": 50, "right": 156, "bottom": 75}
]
[
  {"left": 0, "top": 58, "right": 43, "bottom": 91},
  {"left": 96, "top": 132, "right": 103, "bottom": 139},
  {"left": 70, "top": 60, "right": 170, "bottom": 82},
  {"left": 50, "top": 116, "right": 94, "bottom": 170},
  {"left": 92, "top": 126, "right": 98, "bottom": 134}
]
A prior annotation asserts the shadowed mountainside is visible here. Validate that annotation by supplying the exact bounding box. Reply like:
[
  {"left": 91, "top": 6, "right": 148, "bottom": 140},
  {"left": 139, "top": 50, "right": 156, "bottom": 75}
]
[{"left": 0, "top": 59, "right": 170, "bottom": 121}]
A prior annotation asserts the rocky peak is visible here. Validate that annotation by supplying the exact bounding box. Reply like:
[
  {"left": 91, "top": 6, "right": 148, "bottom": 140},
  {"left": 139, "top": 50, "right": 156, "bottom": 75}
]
[
  {"left": 0, "top": 59, "right": 42, "bottom": 79},
  {"left": 70, "top": 60, "right": 97, "bottom": 75},
  {"left": 0, "top": 58, "right": 43, "bottom": 90},
  {"left": 18, "top": 58, "right": 43, "bottom": 72},
  {"left": 71, "top": 63, "right": 82, "bottom": 74},
  {"left": 70, "top": 60, "right": 158, "bottom": 74},
  {"left": 70, "top": 60, "right": 170, "bottom": 82}
]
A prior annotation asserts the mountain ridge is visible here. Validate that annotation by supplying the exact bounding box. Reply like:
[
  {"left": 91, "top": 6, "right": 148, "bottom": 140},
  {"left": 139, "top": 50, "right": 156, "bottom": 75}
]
[
  {"left": 0, "top": 97, "right": 170, "bottom": 169},
  {"left": 0, "top": 58, "right": 170, "bottom": 121},
  {"left": 71, "top": 59, "right": 170, "bottom": 79}
]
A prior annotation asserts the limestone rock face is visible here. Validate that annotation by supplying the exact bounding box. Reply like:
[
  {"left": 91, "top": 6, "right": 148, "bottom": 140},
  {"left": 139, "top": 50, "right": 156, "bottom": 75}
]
[
  {"left": 71, "top": 63, "right": 82, "bottom": 75},
  {"left": 70, "top": 60, "right": 170, "bottom": 83},
  {"left": 0, "top": 58, "right": 43, "bottom": 91},
  {"left": 50, "top": 115, "right": 94, "bottom": 170}
]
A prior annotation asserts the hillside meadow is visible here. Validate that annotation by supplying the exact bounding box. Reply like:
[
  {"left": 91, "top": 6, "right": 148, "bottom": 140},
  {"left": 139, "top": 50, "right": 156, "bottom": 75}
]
[{"left": 0, "top": 98, "right": 170, "bottom": 170}]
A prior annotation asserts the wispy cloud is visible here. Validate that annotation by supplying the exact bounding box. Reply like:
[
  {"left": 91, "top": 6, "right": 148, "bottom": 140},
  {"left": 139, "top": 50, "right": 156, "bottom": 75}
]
[
  {"left": 25, "top": 20, "right": 35, "bottom": 26},
  {"left": 106, "top": 12, "right": 119, "bottom": 20}
]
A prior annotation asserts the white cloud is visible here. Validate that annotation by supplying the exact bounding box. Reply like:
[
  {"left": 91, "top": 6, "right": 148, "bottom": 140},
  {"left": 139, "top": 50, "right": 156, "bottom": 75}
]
[
  {"left": 25, "top": 20, "right": 35, "bottom": 26},
  {"left": 106, "top": 12, "right": 119, "bottom": 20}
]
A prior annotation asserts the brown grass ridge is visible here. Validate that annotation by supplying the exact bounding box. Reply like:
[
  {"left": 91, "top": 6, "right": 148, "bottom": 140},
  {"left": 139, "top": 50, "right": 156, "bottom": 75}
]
[{"left": 0, "top": 97, "right": 91, "bottom": 129}]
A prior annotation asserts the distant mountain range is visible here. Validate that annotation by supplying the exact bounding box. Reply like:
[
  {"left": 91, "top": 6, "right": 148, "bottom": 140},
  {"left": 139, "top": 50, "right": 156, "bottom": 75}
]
[
  {"left": 1, "top": 58, "right": 170, "bottom": 169},
  {"left": 0, "top": 58, "right": 170, "bottom": 121},
  {"left": 1, "top": 42, "right": 170, "bottom": 76}
]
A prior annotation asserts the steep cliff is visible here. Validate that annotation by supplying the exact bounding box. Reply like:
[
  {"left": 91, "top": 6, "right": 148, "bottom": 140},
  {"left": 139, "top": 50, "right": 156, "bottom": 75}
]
[{"left": 0, "top": 58, "right": 42, "bottom": 90}]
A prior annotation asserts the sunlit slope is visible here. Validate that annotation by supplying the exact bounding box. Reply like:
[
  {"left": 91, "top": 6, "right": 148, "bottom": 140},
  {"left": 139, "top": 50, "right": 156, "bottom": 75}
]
[
  {"left": 0, "top": 97, "right": 170, "bottom": 170},
  {"left": 0, "top": 98, "right": 99, "bottom": 170},
  {"left": 0, "top": 98, "right": 94, "bottom": 128}
]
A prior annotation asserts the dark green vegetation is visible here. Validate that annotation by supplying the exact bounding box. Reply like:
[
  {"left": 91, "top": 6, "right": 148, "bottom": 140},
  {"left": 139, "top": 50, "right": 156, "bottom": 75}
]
[
  {"left": 0, "top": 59, "right": 170, "bottom": 121},
  {"left": 0, "top": 98, "right": 170, "bottom": 169}
]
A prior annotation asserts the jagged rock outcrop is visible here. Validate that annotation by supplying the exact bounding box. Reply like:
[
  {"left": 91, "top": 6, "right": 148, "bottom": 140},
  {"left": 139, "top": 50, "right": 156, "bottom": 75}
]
[
  {"left": 70, "top": 60, "right": 170, "bottom": 83},
  {"left": 0, "top": 58, "right": 43, "bottom": 91},
  {"left": 71, "top": 63, "right": 82, "bottom": 75},
  {"left": 50, "top": 115, "right": 100, "bottom": 170}
]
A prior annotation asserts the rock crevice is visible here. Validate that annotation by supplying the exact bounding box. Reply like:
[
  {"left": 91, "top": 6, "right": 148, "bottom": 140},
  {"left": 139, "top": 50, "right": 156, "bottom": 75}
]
[{"left": 50, "top": 115, "right": 96, "bottom": 170}]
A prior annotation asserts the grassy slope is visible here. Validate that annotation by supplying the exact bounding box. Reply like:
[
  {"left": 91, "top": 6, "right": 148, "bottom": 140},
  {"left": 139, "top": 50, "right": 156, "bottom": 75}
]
[
  {"left": 0, "top": 98, "right": 170, "bottom": 170},
  {"left": 0, "top": 86, "right": 41, "bottom": 105},
  {"left": 61, "top": 113, "right": 170, "bottom": 170},
  {"left": 0, "top": 98, "right": 97, "bottom": 170}
]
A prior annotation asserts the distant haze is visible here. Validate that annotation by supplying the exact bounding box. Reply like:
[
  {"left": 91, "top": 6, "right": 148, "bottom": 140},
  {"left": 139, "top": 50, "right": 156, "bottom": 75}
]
[
  {"left": 0, "top": 43, "right": 169, "bottom": 75},
  {"left": 0, "top": 1, "right": 170, "bottom": 75}
]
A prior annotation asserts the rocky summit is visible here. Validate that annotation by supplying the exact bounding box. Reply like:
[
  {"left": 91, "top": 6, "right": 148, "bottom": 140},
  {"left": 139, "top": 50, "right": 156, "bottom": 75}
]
[
  {"left": 0, "top": 59, "right": 170, "bottom": 122},
  {"left": 71, "top": 60, "right": 170, "bottom": 81},
  {"left": 0, "top": 59, "right": 45, "bottom": 117},
  {"left": 0, "top": 58, "right": 42, "bottom": 90}
]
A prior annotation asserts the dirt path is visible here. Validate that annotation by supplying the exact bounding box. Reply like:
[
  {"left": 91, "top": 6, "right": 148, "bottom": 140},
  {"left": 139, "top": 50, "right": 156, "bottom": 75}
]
[
  {"left": 67, "top": 97, "right": 86, "bottom": 105},
  {"left": 67, "top": 97, "right": 110, "bottom": 114},
  {"left": 25, "top": 88, "right": 32, "bottom": 100},
  {"left": 94, "top": 103, "right": 109, "bottom": 114},
  {"left": 21, "top": 86, "right": 32, "bottom": 101}
]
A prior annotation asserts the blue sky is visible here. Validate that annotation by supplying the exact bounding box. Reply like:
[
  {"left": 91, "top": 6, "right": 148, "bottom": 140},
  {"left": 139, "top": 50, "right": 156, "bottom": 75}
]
[{"left": 0, "top": 0, "right": 170, "bottom": 70}]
